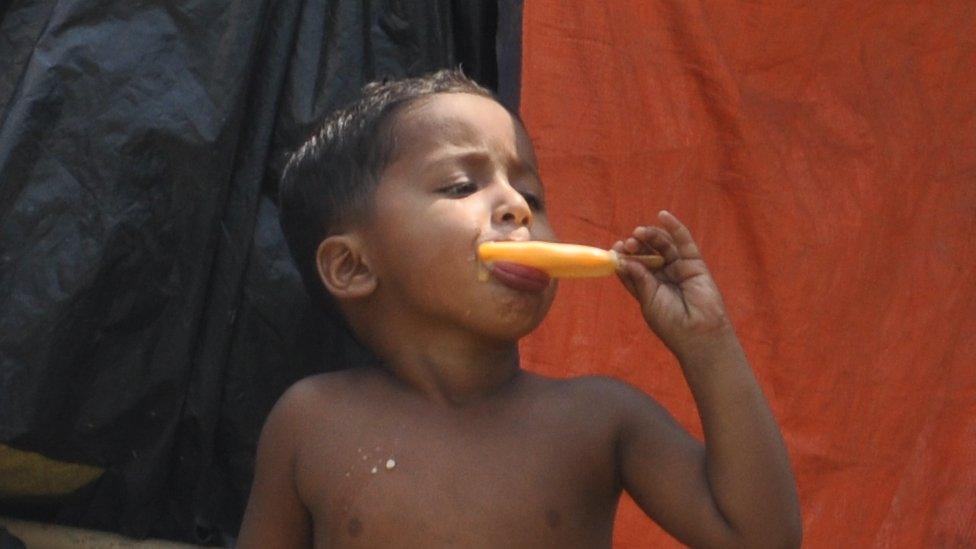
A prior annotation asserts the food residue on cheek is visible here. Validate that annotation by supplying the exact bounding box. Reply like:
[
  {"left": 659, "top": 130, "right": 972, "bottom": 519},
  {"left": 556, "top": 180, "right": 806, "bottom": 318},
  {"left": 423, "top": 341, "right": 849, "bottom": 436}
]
[{"left": 471, "top": 226, "right": 491, "bottom": 282}]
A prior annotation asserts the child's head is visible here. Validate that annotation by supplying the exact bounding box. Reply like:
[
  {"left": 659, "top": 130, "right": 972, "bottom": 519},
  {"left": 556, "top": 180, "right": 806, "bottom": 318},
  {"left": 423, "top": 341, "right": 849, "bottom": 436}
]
[
  {"left": 280, "top": 69, "right": 556, "bottom": 342},
  {"left": 280, "top": 70, "right": 494, "bottom": 303}
]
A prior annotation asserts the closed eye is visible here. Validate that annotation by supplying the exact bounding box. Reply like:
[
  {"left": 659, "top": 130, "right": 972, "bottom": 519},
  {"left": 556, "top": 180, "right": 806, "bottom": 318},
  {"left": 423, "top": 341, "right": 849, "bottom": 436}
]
[
  {"left": 438, "top": 181, "right": 478, "bottom": 197},
  {"left": 522, "top": 192, "right": 545, "bottom": 211}
]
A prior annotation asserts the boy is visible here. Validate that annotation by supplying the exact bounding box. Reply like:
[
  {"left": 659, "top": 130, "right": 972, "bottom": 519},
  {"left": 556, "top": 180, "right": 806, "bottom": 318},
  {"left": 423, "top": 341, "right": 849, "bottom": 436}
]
[{"left": 238, "top": 70, "right": 801, "bottom": 547}]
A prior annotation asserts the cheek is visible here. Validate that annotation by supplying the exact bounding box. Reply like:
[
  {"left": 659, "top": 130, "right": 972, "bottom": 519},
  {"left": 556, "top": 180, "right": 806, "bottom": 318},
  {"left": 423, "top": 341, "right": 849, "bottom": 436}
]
[
  {"left": 530, "top": 214, "right": 557, "bottom": 241},
  {"left": 422, "top": 203, "right": 485, "bottom": 255},
  {"left": 374, "top": 206, "right": 483, "bottom": 286}
]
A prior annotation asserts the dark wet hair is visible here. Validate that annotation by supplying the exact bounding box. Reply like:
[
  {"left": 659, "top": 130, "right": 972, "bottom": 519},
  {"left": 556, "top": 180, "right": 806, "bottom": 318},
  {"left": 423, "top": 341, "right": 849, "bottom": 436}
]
[{"left": 279, "top": 69, "right": 506, "bottom": 308}]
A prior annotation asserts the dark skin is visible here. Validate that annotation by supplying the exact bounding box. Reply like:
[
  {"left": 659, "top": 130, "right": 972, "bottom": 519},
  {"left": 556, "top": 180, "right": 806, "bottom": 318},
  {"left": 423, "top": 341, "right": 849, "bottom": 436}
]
[{"left": 238, "top": 93, "right": 801, "bottom": 548}]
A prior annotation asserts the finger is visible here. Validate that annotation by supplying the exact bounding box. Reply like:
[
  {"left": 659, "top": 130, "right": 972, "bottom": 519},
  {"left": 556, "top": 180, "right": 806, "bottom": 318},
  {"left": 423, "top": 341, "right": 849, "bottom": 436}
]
[
  {"left": 612, "top": 240, "right": 640, "bottom": 298},
  {"left": 634, "top": 224, "right": 709, "bottom": 284},
  {"left": 619, "top": 257, "right": 660, "bottom": 302},
  {"left": 663, "top": 256, "right": 710, "bottom": 284},
  {"left": 622, "top": 235, "right": 644, "bottom": 255},
  {"left": 632, "top": 226, "right": 680, "bottom": 264},
  {"left": 658, "top": 210, "right": 702, "bottom": 260}
]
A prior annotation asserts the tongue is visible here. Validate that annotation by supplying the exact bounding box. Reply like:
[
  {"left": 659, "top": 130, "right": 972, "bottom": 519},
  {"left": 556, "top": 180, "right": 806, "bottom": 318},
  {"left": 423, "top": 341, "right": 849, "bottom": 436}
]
[{"left": 489, "top": 261, "right": 551, "bottom": 292}]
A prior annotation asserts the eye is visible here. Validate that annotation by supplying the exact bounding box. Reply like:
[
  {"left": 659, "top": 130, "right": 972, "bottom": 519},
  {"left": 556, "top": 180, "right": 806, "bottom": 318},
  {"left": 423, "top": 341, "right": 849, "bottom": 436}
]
[
  {"left": 522, "top": 192, "right": 545, "bottom": 211},
  {"left": 439, "top": 181, "right": 478, "bottom": 197}
]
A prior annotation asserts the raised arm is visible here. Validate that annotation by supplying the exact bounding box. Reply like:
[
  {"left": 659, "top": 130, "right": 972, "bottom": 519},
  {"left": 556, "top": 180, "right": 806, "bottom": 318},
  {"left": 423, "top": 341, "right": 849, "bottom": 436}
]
[
  {"left": 237, "top": 384, "right": 313, "bottom": 548},
  {"left": 611, "top": 211, "right": 801, "bottom": 548}
]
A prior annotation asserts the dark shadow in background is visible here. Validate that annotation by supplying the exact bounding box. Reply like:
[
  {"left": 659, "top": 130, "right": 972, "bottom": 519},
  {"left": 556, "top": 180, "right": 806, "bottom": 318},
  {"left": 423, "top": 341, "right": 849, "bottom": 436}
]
[{"left": 0, "top": 0, "right": 522, "bottom": 543}]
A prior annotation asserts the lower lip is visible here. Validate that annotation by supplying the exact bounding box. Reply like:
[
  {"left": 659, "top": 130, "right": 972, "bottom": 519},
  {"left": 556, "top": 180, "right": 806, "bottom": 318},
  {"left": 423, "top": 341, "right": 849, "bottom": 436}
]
[{"left": 489, "top": 262, "right": 551, "bottom": 293}]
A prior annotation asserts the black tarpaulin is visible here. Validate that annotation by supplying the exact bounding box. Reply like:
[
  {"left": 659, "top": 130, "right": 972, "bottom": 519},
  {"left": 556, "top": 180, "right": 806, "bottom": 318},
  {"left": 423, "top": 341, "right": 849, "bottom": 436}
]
[{"left": 0, "top": 0, "right": 521, "bottom": 543}]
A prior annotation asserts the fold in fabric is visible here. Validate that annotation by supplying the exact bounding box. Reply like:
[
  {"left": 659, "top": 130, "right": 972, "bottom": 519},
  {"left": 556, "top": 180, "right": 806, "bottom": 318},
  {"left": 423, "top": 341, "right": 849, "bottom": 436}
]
[{"left": 520, "top": 1, "right": 976, "bottom": 546}]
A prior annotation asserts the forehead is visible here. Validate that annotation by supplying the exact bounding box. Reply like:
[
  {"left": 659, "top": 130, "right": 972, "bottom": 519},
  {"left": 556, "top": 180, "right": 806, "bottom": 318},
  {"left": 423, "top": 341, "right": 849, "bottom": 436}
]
[{"left": 389, "top": 93, "right": 537, "bottom": 168}]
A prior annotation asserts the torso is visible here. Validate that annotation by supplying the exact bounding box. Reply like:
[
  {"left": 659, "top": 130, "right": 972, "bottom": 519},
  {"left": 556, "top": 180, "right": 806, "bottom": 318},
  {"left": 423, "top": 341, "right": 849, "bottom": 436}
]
[{"left": 292, "top": 368, "right": 624, "bottom": 548}]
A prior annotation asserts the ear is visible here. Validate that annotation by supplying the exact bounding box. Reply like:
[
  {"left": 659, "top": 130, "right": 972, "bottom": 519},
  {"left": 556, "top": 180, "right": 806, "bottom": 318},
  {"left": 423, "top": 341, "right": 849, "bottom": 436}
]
[{"left": 315, "top": 234, "right": 377, "bottom": 300}]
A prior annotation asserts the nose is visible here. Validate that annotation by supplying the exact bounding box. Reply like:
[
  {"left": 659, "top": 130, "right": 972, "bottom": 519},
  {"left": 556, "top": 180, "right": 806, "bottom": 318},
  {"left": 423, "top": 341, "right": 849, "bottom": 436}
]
[{"left": 491, "top": 181, "right": 532, "bottom": 228}]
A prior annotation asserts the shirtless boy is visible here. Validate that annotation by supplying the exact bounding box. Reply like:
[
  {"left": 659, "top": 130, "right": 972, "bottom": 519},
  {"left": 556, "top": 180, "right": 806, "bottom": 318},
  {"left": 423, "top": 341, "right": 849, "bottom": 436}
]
[{"left": 237, "top": 70, "right": 801, "bottom": 548}]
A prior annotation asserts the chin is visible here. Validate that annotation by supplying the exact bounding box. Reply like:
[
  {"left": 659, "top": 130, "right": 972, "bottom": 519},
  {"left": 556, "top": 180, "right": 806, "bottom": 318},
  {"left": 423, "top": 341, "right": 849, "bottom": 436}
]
[
  {"left": 478, "top": 289, "right": 555, "bottom": 340},
  {"left": 491, "top": 316, "right": 545, "bottom": 340},
  {"left": 475, "top": 320, "right": 544, "bottom": 344}
]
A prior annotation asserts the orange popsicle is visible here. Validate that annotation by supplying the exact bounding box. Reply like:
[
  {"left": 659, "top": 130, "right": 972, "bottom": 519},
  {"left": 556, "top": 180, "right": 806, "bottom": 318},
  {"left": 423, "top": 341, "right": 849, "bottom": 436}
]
[{"left": 477, "top": 241, "right": 664, "bottom": 278}]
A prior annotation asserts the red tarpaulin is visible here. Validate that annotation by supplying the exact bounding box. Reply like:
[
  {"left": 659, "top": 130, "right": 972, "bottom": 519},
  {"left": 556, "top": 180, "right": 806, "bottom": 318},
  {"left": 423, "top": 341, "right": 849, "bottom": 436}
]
[{"left": 519, "top": 2, "right": 976, "bottom": 547}]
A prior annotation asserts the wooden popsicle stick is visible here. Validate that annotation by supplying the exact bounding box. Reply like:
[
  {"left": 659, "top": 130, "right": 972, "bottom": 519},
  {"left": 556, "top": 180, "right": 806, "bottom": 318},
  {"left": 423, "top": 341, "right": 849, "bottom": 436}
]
[{"left": 619, "top": 254, "right": 665, "bottom": 269}]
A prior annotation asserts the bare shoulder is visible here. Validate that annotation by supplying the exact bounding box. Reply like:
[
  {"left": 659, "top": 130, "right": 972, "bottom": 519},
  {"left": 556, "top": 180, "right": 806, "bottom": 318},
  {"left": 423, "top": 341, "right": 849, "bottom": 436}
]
[
  {"left": 519, "top": 373, "right": 677, "bottom": 442},
  {"left": 266, "top": 368, "right": 377, "bottom": 430},
  {"left": 533, "top": 373, "right": 669, "bottom": 416},
  {"left": 267, "top": 373, "right": 337, "bottom": 423},
  {"left": 239, "top": 370, "right": 375, "bottom": 546},
  {"left": 556, "top": 374, "right": 649, "bottom": 399},
  {"left": 282, "top": 367, "right": 372, "bottom": 397}
]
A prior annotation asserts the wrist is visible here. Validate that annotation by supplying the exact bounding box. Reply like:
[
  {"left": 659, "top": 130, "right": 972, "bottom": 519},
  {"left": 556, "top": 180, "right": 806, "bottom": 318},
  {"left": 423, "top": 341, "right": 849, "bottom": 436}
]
[{"left": 671, "top": 322, "right": 745, "bottom": 368}]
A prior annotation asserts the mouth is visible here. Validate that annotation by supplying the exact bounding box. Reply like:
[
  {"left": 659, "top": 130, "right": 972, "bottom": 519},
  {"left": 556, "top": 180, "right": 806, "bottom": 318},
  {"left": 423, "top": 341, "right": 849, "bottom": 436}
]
[{"left": 487, "top": 261, "right": 552, "bottom": 293}]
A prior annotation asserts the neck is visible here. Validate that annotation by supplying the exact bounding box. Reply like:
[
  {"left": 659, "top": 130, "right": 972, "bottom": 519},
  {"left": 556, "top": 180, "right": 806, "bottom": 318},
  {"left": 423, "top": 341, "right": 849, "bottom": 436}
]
[{"left": 355, "top": 313, "right": 523, "bottom": 406}]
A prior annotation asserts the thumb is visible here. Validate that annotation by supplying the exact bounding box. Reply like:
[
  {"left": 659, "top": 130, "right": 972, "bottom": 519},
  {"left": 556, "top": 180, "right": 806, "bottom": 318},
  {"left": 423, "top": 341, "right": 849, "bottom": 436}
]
[
  {"left": 612, "top": 240, "right": 638, "bottom": 299},
  {"left": 619, "top": 257, "right": 660, "bottom": 304}
]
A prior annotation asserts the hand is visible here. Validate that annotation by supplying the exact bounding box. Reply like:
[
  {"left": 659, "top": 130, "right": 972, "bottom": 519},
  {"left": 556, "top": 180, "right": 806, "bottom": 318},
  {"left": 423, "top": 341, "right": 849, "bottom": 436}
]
[{"left": 612, "top": 211, "right": 733, "bottom": 359}]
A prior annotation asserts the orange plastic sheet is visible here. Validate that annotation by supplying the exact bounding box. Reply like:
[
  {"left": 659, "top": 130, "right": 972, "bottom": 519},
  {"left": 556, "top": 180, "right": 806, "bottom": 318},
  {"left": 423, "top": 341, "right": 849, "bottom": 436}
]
[{"left": 519, "top": 2, "right": 976, "bottom": 547}]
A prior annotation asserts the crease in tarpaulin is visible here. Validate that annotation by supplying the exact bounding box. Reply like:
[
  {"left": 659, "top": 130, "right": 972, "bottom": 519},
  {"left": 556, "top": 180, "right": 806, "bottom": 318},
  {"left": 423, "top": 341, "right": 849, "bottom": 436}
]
[
  {"left": 0, "top": 1, "right": 61, "bottom": 127},
  {"left": 0, "top": 0, "right": 523, "bottom": 542}
]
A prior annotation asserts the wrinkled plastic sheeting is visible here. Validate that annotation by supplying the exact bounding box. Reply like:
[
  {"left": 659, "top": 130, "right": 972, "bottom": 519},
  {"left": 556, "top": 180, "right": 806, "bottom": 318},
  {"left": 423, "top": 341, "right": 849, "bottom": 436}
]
[{"left": 0, "top": 0, "right": 521, "bottom": 543}]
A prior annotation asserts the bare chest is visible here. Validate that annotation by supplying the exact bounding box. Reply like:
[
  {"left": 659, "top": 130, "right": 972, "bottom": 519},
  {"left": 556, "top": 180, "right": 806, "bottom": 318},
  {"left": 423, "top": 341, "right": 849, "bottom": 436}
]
[{"left": 296, "top": 404, "right": 619, "bottom": 547}]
